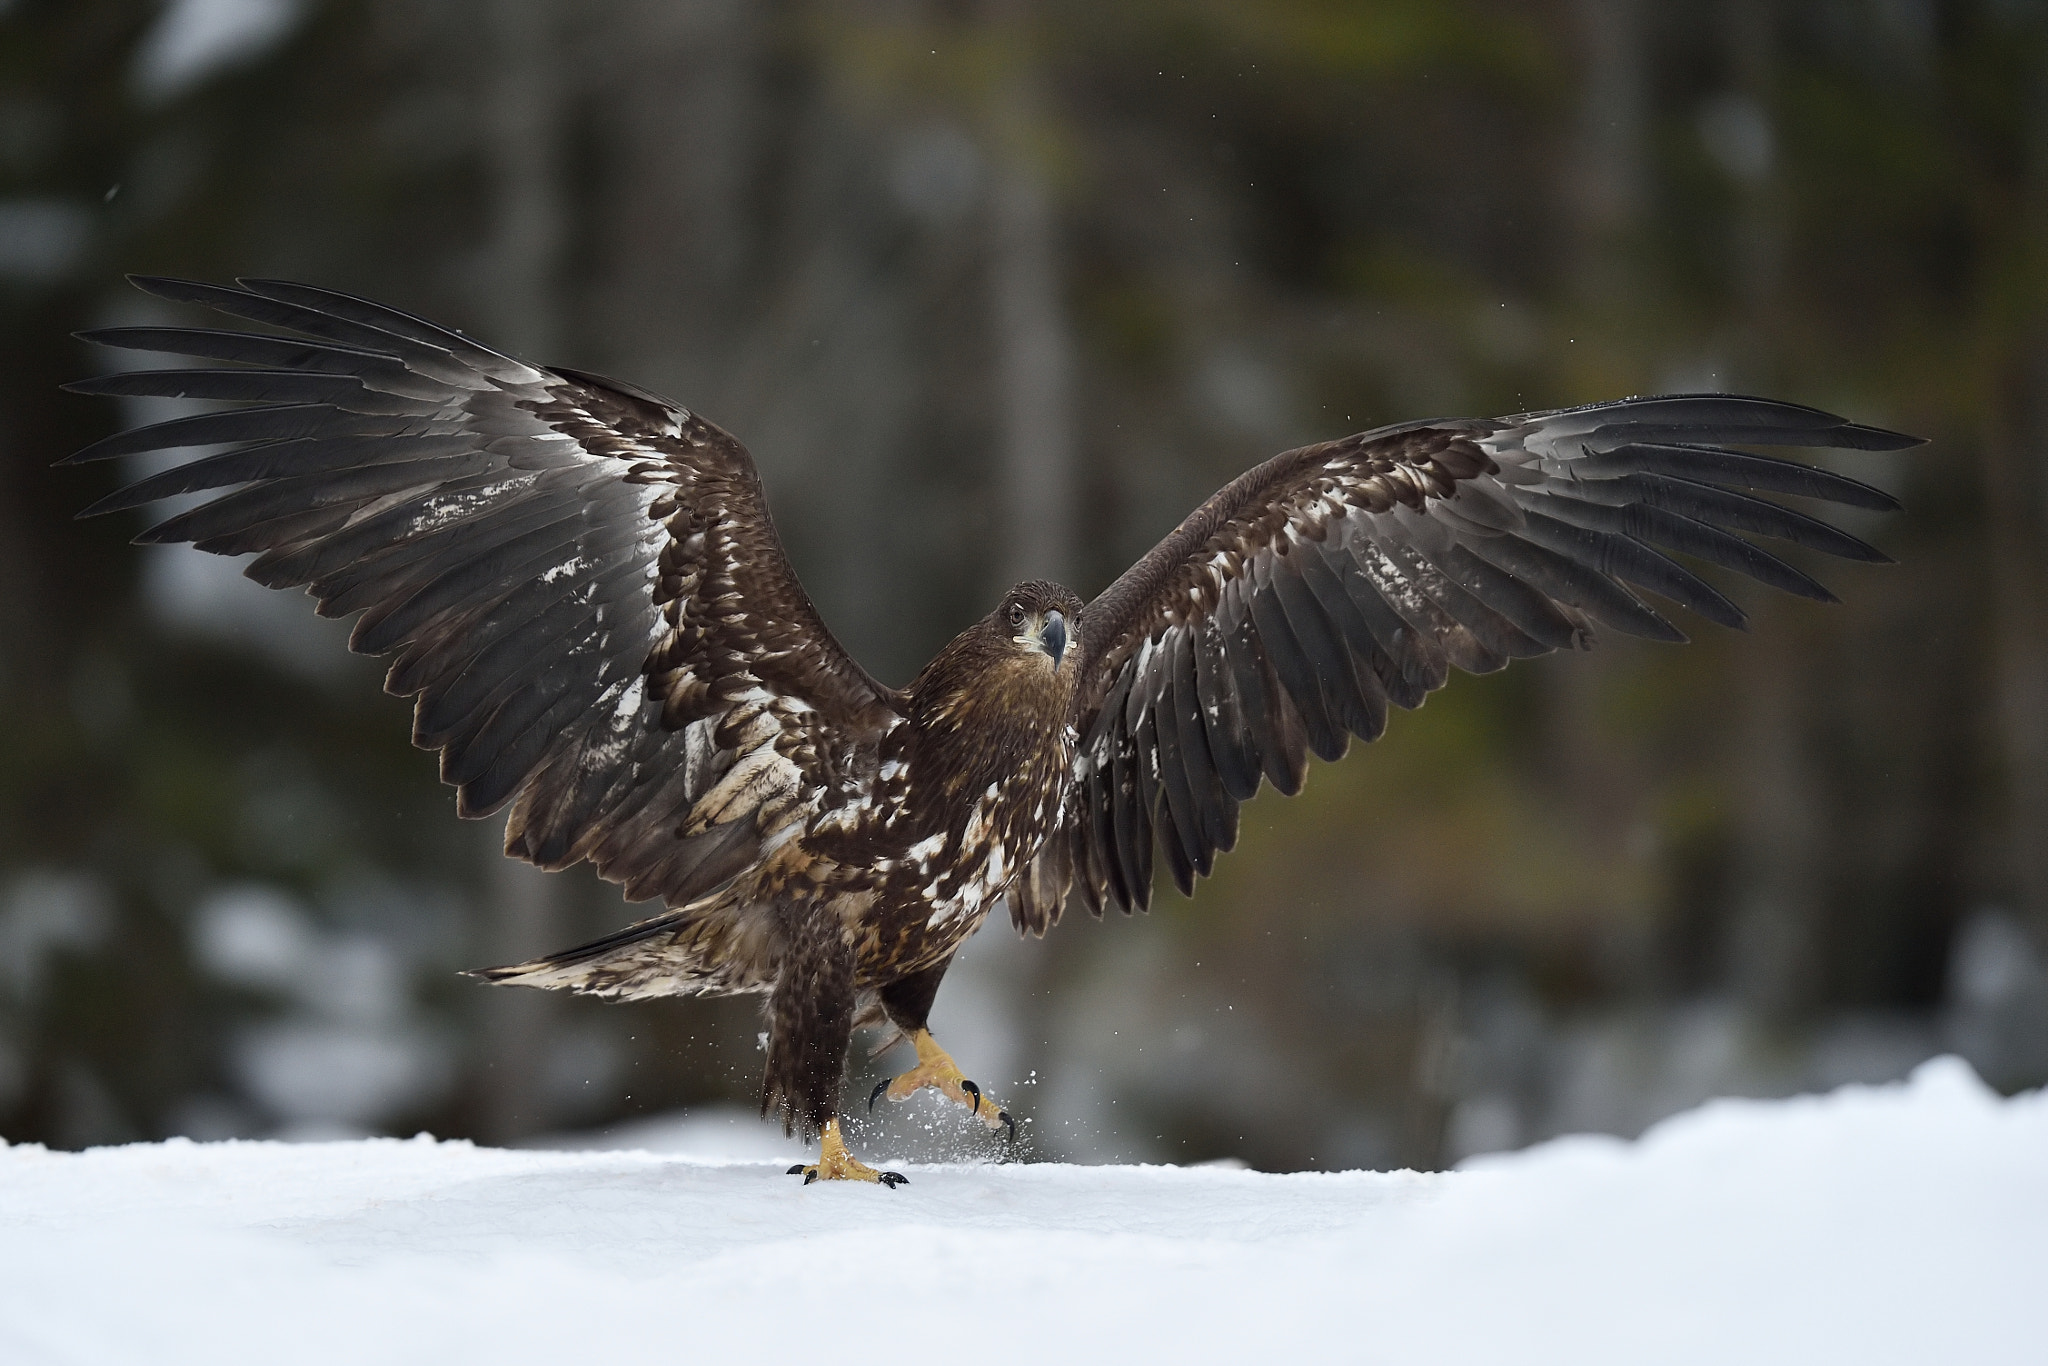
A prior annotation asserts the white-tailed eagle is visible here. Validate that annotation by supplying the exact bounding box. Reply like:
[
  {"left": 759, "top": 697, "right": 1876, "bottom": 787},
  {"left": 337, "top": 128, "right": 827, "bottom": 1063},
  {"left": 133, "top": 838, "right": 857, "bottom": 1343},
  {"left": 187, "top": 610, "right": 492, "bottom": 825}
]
[{"left": 68, "top": 277, "right": 1918, "bottom": 1184}]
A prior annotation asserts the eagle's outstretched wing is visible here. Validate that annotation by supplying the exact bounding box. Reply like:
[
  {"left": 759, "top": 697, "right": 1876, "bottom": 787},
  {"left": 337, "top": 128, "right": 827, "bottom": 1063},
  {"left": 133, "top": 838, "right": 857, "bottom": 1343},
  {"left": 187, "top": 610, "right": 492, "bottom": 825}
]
[
  {"left": 1009, "top": 395, "right": 1919, "bottom": 929},
  {"left": 70, "top": 276, "right": 901, "bottom": 909}
]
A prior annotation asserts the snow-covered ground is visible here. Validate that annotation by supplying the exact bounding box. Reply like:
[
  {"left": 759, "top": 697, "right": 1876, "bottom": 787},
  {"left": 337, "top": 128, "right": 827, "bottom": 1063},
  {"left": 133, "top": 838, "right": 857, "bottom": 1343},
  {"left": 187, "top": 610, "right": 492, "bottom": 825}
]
[{"left": 2, "top": 1058, "right": 2041, "bottom": 1366}]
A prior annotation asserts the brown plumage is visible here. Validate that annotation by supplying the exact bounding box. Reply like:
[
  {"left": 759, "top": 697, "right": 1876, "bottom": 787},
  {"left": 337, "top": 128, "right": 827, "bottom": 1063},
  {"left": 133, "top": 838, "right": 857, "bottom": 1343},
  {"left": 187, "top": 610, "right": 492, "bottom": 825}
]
[{"left": 67, "top": 277, "right": 1921, "bottom": 1178}]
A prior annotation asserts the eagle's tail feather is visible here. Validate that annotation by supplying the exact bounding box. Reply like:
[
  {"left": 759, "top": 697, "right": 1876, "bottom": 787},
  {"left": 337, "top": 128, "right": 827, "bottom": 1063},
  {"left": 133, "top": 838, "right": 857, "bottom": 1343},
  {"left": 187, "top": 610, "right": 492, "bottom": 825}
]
[{"left": 468, "top": 895, "right": 769, "bottom": 1000}]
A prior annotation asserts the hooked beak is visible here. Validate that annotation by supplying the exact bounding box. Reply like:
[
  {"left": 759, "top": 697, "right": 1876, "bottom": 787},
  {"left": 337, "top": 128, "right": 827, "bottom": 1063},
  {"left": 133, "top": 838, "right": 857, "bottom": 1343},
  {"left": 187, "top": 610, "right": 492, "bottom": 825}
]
[{"left": 1040, "top": 610, "right": 1068, "bottom": 671}]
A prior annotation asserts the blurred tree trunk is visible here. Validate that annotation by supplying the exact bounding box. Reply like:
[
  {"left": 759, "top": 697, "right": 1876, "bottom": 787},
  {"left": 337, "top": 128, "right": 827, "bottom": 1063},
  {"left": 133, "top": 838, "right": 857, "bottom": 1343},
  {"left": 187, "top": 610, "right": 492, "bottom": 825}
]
[
  {"left": 471, "top": 0, "right": 570, "bottom": 1144},
  {"left": 1985, "top": 66, "right": 2048, "bottom": 954},
  {"left": 985, "top": 38, "right": 1077, "bottom": 592},
  {"left": 1714, "top": 0, "right": 1826, "bottom": 1025},
  {"left": 1552, "top": 0, "right": 1646, "bottom": 808},
  {"left": 1727, "top": 618, "right": 1825, "bottom": 1017},
  {"left": 581, "top": 0, "right": 760, "bottom": 396},
  {"left": 1541, "top": 0, "right": 1649, "bottom": 956},
  {"left": 981, "top": 2, "right": 1083, "bottom": 1135},
  {"left": 0, "top": 400, "right": 43, "bottom": 707},
  {"left": 1567, "top": 0, "right": 1645, "bottom": 309}
]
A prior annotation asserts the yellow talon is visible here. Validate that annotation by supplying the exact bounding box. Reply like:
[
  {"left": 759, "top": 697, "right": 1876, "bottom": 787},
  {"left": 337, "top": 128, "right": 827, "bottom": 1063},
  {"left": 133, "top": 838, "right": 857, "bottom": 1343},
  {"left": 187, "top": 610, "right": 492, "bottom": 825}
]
[
  {"left": 869, "top": 1029, "right": 1017, "bottom": 1139},
  {"left": 787, "top": 1119, "right": 907, "bottom": 1187}
]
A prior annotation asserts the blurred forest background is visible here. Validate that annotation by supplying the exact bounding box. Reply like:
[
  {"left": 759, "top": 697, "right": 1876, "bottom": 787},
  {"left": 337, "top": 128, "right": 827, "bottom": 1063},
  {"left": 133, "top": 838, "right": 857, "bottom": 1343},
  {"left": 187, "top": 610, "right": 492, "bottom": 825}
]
[{"left": 3, "top": 0, "right": 2047, "bottom": 1171}]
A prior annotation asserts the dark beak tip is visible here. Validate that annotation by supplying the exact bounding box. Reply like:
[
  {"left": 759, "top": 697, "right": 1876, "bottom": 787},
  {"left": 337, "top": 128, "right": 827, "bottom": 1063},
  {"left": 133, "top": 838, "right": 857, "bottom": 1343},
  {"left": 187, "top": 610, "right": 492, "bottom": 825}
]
[{"left": 1043, "top": 610, "right": 1069, "bottom": 670}]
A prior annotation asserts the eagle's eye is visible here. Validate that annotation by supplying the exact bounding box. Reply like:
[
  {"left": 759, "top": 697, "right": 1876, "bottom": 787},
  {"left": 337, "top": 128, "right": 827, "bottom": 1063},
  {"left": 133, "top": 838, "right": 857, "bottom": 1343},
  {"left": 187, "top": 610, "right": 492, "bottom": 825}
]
[{"left": 1007, "top": 603, "right": 1026, "bottom": 631}]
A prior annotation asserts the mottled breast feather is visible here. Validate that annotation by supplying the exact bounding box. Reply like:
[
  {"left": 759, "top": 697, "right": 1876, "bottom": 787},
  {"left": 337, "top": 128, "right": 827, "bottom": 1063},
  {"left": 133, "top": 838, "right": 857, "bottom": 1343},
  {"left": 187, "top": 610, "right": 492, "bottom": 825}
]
[
  {"left": 70, "top": 277, "right": 903, "bottom": 914},
  {"left": 1040, "top": 396, "right": 1919, "bottom": 917}
]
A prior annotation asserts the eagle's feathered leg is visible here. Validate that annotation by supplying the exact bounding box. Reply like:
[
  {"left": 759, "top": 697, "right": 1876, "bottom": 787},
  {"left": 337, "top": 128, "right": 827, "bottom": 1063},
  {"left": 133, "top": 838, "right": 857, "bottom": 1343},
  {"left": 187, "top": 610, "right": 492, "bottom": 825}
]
[
  {"left": 867, "top": 961, "right": 1017, "bottom": 1140},
  {"left": 767, "top": 905, "right": 905, "bottom": 1187}
]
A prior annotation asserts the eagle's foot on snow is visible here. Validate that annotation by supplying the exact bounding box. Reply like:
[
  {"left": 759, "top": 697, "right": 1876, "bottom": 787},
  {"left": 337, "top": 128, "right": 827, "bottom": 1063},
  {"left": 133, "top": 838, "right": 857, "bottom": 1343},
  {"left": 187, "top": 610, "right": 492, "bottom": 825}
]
[
  {"left": 868, "top": 1028, "right": 1016, "bottom": 1140},
  {"left": 787, "top": 1119, "right": 907, "bottom": 1187}
]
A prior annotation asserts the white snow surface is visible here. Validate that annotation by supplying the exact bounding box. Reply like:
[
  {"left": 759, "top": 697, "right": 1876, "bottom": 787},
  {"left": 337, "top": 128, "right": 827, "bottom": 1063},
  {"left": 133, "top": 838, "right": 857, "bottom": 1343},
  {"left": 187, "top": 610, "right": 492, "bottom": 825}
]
[{"left": 2, "top": 1057, "right": 2042, "bottom": 1365}]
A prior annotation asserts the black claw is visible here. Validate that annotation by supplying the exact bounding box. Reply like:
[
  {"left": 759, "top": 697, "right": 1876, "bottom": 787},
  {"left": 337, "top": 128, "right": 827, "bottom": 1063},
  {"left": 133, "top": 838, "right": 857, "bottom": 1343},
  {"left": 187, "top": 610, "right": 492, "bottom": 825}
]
[
  {"left": 998, "top": 1110, "right": 1016, "bottom": 1142},
  {"left": 787, "top": 1164, "right": 806, "bottom": 1176},
  {"left": 868, "top": 1079, "right": 890, "bottom": 1113},
  {"left": 960, "top": 1078, "right": 982, "bottom": 1113},
  {"left": 804, "top": 1170, "right": 819, "bottom": 1186},
  {"left": 879, "top": 1171, "right": 908, "bottom": 1188}
]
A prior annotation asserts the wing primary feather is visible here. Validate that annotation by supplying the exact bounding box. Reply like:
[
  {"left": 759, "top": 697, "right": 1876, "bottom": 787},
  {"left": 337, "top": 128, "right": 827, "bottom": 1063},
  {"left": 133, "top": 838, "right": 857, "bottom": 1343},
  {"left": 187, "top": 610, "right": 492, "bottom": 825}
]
[
  {"left": 1156, "top": 634, "right": 1208, "bottom": 871},
  {"left": 128, "top": 276, "right": 490, "bottom": 389},
  {"left": 410, "top": 573, "right": 636, "bottom": 743},
  {"left": 1398, "top": 536, "right": 1582, "bottom": 652},
  {"left": 1167, "top": 631, "right": 1229, "bottom": 853},
  {"left": 1512, "top": 508, "right": 1747, "bottom": 628},
  {"left": 136, "top": 459, "right": 470, "bottom": 547},
  {"left": 1064, "top": 820, "right": 1107, "bottom": 920},
  {"left": 1372, "top": 530, "right": 1548, "bottom": 661},
  {"left": 134, "top": 479, "right": 366, "bottom": 549},
  {"left": 1191, "top": 615, "right": 1259, "bottom": 801},
  {"left": 1165, "top": 627, "right": 1232, "bottom": 863},
  {"left": 284, "top": 466, "right": 560, "bottom": 596},
  {"left": 1329, "top": 555, "right": 1441, "bottom": 708},
  {"left": 1106, "top": 720, "right": 1152, "bottom": 912},
  {"left": 1462, "top": 531, "right": 1687, "bottom": 642},
  {"left": 1523, "top": 394, "right": 1920, "bottom": 450},
  {"left": 514, "top": 737, "right": 693, "bottom": 871},
  {"left": 283, "top": 490, "right": 576, "bottom": 600},
  {"left": 62, "top": 369, "right": 431, "bottom": 416},
  {"left": 463, "top": 657, "right": 661, "bottom": 823},
  {"left": 1263, "top": 671, "right": 1313, "bottom": 796},
  {"left": 82, "top": 433, "right": 482, "bottom": 519},
  {"left": 1216, "top": 586, "right": 1297, "bottom": 795},
  {"left": 353, "top": 509, "right": 609, "bottom": 663},
  {"left": 1126, "top": 700, "right": 1172, "bottom": 897},
  {"left": 236, "top": 278, "right": 539, "bottom": 384},
  {"left": 1267, "top": 552, "right": 1367, "bottom": 757},
  {"left": 310, "top": 507, "right": 584, "bottom": 618},
  {"left": 1531, "top": 497, "right": 1840, "bottom": 602},
  {"left": 1246, "top": 560, "right": 1347, "bottom": 762},
  {"left": 1145, "top": 703, "right": 1202, "bottom": 895},
  {"left": 76, "top": 326, "right": 453, "bottom": 404},
  {"left": 1618, "top": 474, "right": 1893, "bottom": 563},
  {"left": 60, "top": 405, "right": 433, "bottom": 465},
  {"left": 1084, "top": 767, "right": 1126, "bottom": 913},
  {"left": 433, "top": 640, "right": 611, "bottom": 780},
  {"left": 1572, "top": 442, "right": 1901, "bottom": 510},
  {"left": 396, "top": 552, "right": 648, "bottom": 717},
  {"left": 1087, "top": 671, "right": 1140, "bottom": 911},
  {"left": 1292, "top": 540, "right": 1405, "bottom": 729},
  {"left": 81, "top": 324, "right": 386, "bottom": 368},
  {"left": 1293, "top": 542, "right": 1394, "bottom": 738},
  {"left": 456, "top": 690, "right": 585, "bottom": 815},
  {"left": 182, "top": 504, "right": 355, "bottom": 557},
  {"left": 442, "top": 649, "right": 628, "bottom": 793}
]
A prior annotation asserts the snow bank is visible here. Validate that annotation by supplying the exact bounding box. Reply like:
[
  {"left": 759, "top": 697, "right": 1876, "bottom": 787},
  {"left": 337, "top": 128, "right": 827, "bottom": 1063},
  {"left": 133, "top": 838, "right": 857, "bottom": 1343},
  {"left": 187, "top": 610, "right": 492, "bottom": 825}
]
[{"left": 2, "top": 1058, "right": 2041, "bottom": 1365}]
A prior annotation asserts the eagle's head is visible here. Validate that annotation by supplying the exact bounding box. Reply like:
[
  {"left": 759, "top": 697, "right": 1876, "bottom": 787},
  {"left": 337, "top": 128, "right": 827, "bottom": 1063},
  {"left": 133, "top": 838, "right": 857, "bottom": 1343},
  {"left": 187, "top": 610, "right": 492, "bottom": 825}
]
[
  {"left": 907, "top": 580, "right": 1086, "bottom": 751},
  {"left": 991, "top": 579, "right": 1084, "bottom": 677}
]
